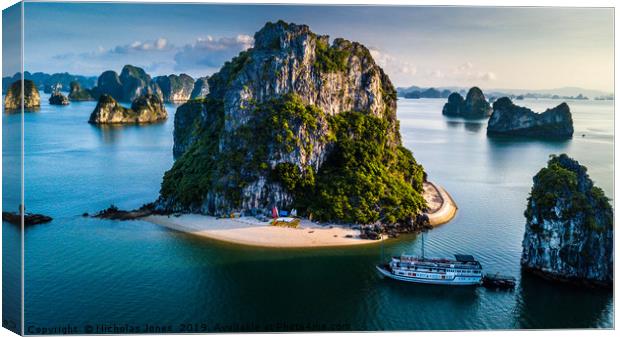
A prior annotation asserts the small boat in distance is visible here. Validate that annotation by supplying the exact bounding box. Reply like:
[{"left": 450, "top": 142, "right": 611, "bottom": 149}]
[{"left": 376, "top": 234, "right": 483, "bottom": 286}]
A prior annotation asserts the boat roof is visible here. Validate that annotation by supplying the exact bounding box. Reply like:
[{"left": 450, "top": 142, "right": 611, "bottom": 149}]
[{"left": 454, "top": 254, "right": 476, "bottom": 262}]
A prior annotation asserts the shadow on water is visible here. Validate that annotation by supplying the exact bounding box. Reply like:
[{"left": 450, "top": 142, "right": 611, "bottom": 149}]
[
  {"left": 486, "top": 136, "right": 571, "bottom": 170},
  {"left": 514, "top": 271, "right": 612, "bottom": 329}
]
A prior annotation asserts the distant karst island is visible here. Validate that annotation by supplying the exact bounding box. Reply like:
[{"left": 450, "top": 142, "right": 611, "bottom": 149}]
[
  {"left": 442, "top": 87, "right": 492, "bottom": 118},
  {"left": 487, "top": 97, "right": 574, "bottom": 138},
  {"left": 89, "top": 93, "right": 167, "bottom": 124}
]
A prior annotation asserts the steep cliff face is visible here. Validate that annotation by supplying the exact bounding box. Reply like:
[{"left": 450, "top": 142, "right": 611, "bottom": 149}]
[
  {"left": 190, "top": 76, "right": 210, "bottom": 99},
  {"left": 158, "top": 21, "right": 425, "bottom": 225},
  {"left": 4, "top": 80, "right": 40, "bottom": 110},
  {"left": 49, "top": 92, "right": 70, "bottom": 105},
  {"left": 155, "top": 74, "right": 195, "bottom": 102},
  {"left": 88, "top": 94, "right": 167, "bottom": 124},
  {"left": 487, "top": 98, "right": 574, "bottom": 138},
  {"left": 172, "top": 100, "right": 207, "bottom": 158},
  {"left": 68, "top": 81, "right": 95, "bottom": 101},
  {"left": 521, "top": 154, "right": 613, "bottom": 287},
  {"left": 442, "top": 87, "right": 491, "bottom": 118},
  {"left": 91, "top": 65, "right": 163, "bottom": 102}
]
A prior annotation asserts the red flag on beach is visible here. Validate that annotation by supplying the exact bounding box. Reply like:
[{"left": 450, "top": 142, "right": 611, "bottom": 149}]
[{"left": 272, "top": 206, "right": 279, "bottom": 219}]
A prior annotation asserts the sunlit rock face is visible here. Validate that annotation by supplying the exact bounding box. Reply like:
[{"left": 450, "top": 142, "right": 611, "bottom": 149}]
[
  {"left": 88, "top": 94, "right": 167, "bottom": 124},
  {"left": 4, "top": 79, "right": 40, "bottom": 110}
]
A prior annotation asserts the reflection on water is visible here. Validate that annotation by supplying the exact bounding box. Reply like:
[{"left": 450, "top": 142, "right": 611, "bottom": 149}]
[
  {"left": 515, "top": 272, "right": 612, "bottom": 329},
  {"left": 443, "top": 119, "right": 485, "bottom": 133}
]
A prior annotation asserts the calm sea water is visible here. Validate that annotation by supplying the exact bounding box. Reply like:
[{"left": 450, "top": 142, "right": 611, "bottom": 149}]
[{"left": 2, "top": 96, "right": 614, "bottom": 332}]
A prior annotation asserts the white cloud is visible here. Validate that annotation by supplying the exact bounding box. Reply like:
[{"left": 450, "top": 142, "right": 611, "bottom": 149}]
[
  {"left": 112, "top": 38, "right": 172, "bottom": 54},
  {"left": 174, "top": 35, "right": 254, "bottom": 70},
  {"left": 369, "top": 48, "right": 417, "bottom": 76}
]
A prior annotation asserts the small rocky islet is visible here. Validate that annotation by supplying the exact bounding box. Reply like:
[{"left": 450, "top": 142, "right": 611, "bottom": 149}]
[
  {"left": 49, "top": 91, "right": 70, "bottom": 105},
  {"left": 487, "top": 97, "right": 574, "bottom": 138},
  {"left": 88, "top": 93, "right": 167, "bottom": 124},
  {"left": 521, "top": 154, "right": 613, "bottom": 288},
  {"left": 442, "top": 87, "right": 492, "bottom": 118},
  {"left": 3, "top": 79, "right": 41, "bottom": 110}
]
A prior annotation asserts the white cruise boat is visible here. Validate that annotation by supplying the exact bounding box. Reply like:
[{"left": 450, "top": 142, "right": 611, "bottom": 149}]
[
  {"left": 376, "top": 254, "right": 483, "bottom": 285},
  {"left": 376, "top": 235, "right": 483, "bottom": 286}
]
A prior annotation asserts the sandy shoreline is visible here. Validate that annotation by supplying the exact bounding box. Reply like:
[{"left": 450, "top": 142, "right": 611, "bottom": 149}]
[
  {"left": 145, "top": 214, "right": 377, "bottom": 248},
  {"left": 144, "top": 180, "right": 458, "bottom": 248},
  {"left": 422, "top": 181, "right": 458, "bottom": 226}
]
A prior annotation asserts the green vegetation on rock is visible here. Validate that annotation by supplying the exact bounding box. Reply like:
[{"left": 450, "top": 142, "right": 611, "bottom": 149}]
[
  {"left": 301, "top": 111, "right": 425, "bottom": 224},
  {"left": 161, "top": 93, "right": 426, "bottom": 224},
  {"left": 314, "top": 38, "right": 349, "bottom": 73},
  {"left": 525, "top": 154, "right": 612, "bottom": 231}
]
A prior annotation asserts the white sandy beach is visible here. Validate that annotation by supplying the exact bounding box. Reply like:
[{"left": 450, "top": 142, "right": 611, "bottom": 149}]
[
  {"left": 145, "top": 214, "right": 376, "bottom": 248},
  {"left": 144, "top": 180, "right": 457, "bottom": 248}
]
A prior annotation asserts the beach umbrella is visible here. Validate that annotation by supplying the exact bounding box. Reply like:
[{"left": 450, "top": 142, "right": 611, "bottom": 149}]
[{"left": 272, "top": 206, "right": 279, "bottom": 219}]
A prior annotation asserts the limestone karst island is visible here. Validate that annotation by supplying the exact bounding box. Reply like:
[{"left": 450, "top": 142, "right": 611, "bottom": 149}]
[{"left": 147, "top": 21, "right": 454, "bottom": 247}]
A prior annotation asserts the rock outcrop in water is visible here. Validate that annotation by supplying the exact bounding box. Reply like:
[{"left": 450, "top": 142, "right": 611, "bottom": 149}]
[
  {"left": 442, "top": 87, "right": 492, "bottom": 118},
  {"left": 521, "top": 154, "right": 613, "bottom": 287},
  {"left": 49, "top": 91, "right": 69, "bottom": 105},
  {"left": 190, "top": 76, "right": 210, "bottom": 99},
  {"left": 4, "top": 79, "right": 40, "bottom": 110},
  {"left": 154, "top": 74, "right": 195, "bottom": 102},
  {"left": 88, "top": 94, "right": 167, "bottom": 124},
  {"left": 158, "top": 21, "right": 427, "bottom": 226},
  {"left": 487, "top": 98, "right": 574, "bottom": 138},
  {"left": 68, "top": 81, "right": 95, "bottom": 101},
  {"left": 91, "top": 65, "right": 162, "bottom": 102}
]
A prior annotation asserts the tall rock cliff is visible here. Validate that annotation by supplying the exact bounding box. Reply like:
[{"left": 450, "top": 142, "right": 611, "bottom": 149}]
[
  {"left": 487, "top": 97, "right": 574, "bottom": 138},
  {"left": 521, "top": 154, "right": 613, "bottom": 287},
  {"left": 4, "top": 79, "right": 40, "bottom": 110},
  {"left": 158, "top": 21, "right": 426, "bottom": 225},
  {"left": 154, "top": 74, "right": 195, "bottom": 102},
  {"left": 442, "top": 87, "right": 491, "bottom": 118},
  {"left": 91, "top": 65, "right": 163, "bottom": 102},
  {"left": 190, "top": 76, "right": 210, "bottom": 99}
]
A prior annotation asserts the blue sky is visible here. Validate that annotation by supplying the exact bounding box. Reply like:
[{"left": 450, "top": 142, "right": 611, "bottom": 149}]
[{"left": 17, "top": 3, "right": 614, "bottom": 92}]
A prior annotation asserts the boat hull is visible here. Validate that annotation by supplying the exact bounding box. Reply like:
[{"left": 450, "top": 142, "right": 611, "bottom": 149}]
[{"left": 376, "top": 265, "right": 481, "bottom": 286}]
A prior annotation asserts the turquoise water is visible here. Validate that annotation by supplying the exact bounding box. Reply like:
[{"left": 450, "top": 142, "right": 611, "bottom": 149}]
[{"left": 2, "top": 96, "right": 614, "bottom": 332}]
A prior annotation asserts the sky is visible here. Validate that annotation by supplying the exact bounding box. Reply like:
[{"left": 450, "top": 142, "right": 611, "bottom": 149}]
[{"left": 9, "top": 2, "right": 615, "bottom": 92}]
